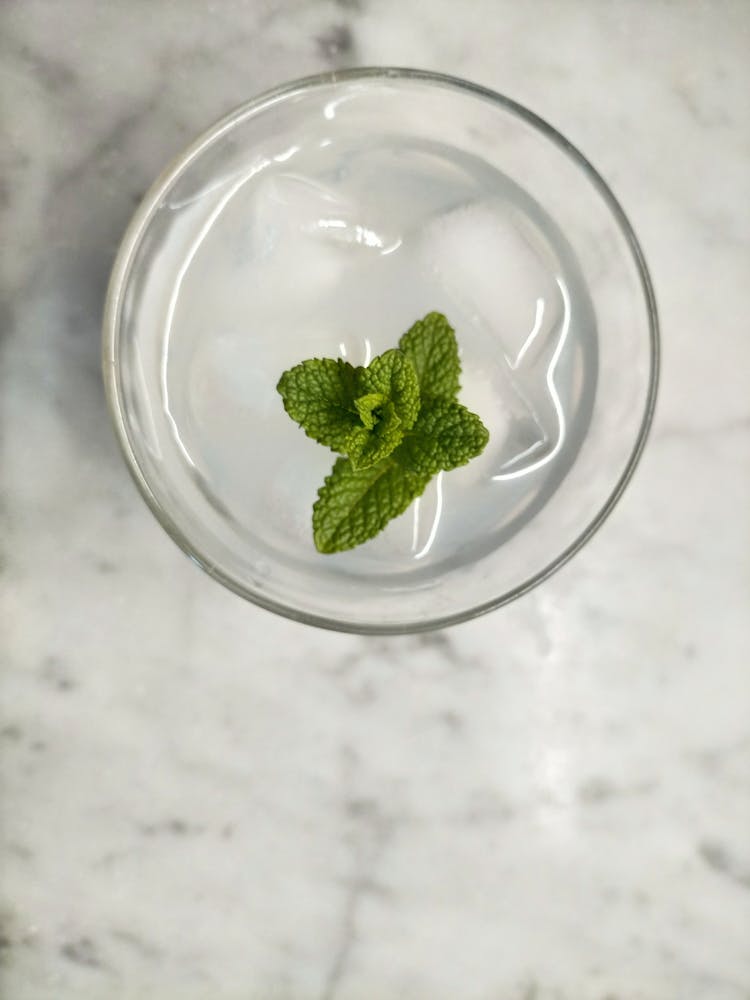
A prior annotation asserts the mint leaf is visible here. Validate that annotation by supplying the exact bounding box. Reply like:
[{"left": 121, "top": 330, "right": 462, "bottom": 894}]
[
  {"left": 357, "top": 349, "right": 420, "bottom": 432},
  {"left": 346, "top": 401, "right": 405, "bottom": 471},
  {"left": 395, "top": 399, "right": 489, "bottom": 476},
  {"left": 342, "top": 349, "right": 420, "bottom": 471},
  {"left": 313, "top": 457, "right": 430, "bottom": 554},
  {"left": 399, "top": 312, "right": 460, "bottom": 401},
  {"left": 276, "top": 357, "right": 360, "bottom": 452},
  {"left": 354, "top": 392, "right": 387, "bottom": 431}
]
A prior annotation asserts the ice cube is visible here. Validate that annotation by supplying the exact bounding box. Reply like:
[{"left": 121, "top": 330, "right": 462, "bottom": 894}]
[
  {"left": 418, "top": 198, "right": 562, "bottom": 364},
  {"left": 417, "top": 198, "right": 571, "bottom": 478},
  {"left": 255, "top": 171, "right": 401, "bottom": 256}
]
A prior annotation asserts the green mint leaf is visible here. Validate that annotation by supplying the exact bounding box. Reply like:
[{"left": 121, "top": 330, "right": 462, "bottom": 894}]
[
  {"left": 346, "top": 401, "right": 404, "bottom": 471},
  {"left": 312, "top": 456, "right": 430, "bottom": 554},
  {"left": 341, "top": 349, "right": 420, "bottom": 471},
  {"left": 399, "top": 311, "right": 461, "bottom": 401},
  {"left": 276, "top": 357, "right": 361, "bottom": 452},
  {"left": 357, "top": 349, "right": 420, "bottom": 432},
  {"left": 394, "top": 399, "right": 489, "bottom": 476},
  {"left": 353, "top": 392, "right": 387, "bottom": 431}
]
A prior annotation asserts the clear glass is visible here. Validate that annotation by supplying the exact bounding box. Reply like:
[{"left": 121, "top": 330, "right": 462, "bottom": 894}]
[{"left": 102, "top": 68, "right": 659, "bottom": 633}]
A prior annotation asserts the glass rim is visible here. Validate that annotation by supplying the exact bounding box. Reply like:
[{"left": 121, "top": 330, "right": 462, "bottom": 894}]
[{"left": 102, "top": 66, "right": 660, "bottom": 635}]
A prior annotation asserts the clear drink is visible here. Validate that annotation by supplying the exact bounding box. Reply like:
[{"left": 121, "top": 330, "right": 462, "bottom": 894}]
[{"left": 152, "top": 135, "right": 596, "bottom": 580}]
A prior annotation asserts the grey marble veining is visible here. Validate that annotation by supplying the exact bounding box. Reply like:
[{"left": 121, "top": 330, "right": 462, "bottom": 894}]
[{"left": 1, "top": 1, "right": 749, "bottom": 998}]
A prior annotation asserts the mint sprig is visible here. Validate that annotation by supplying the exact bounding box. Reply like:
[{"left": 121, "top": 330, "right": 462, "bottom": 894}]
[{"left": 277, "top": 312, "right": 489, "bottom": 554}]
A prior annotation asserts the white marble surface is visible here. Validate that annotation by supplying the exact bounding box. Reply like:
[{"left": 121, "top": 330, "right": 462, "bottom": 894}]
[{"left": 1, "top": 1, "right": 749, "bottom": 997}]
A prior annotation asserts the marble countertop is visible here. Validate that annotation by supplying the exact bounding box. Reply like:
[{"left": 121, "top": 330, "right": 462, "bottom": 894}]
[{"left": 2, "top": 1, "right": 749, "bottom": 997}]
